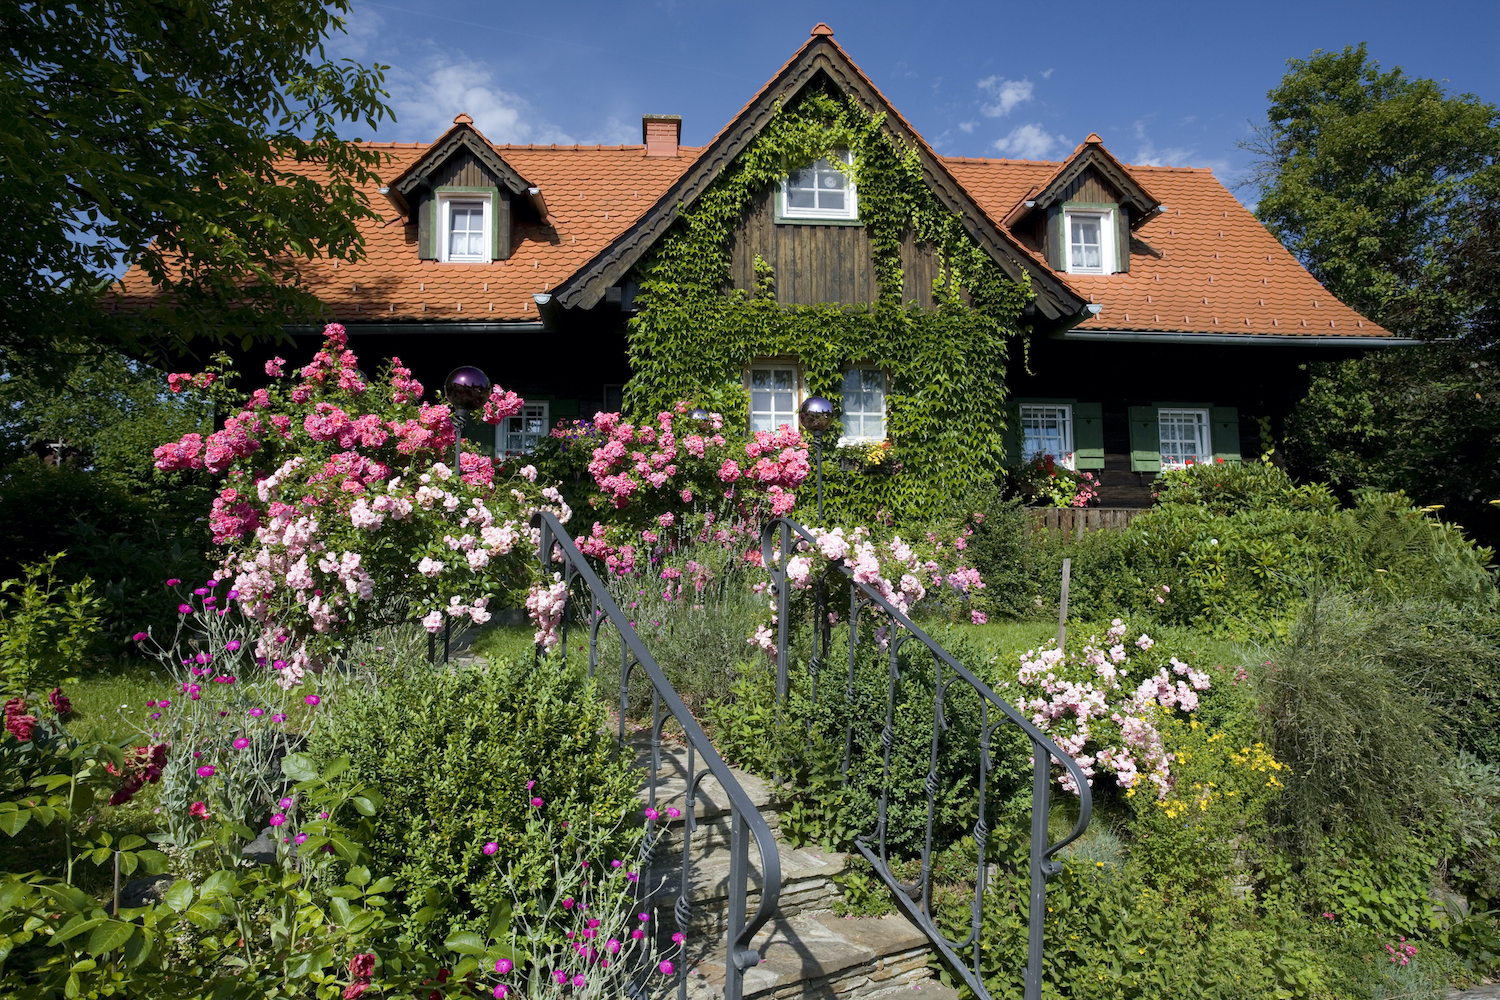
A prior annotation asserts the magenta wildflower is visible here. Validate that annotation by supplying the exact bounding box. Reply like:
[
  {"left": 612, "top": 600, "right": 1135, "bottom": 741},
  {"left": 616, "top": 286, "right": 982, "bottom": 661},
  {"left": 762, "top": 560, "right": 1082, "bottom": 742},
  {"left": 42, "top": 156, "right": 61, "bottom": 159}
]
[
  {"left": 607, "top": 939, "right": 621, "bottom": 954},
  {"left": 632, "top": 929, "right": 645, "bottom": 940},
  {"left": 571, "top": 975, "right": 585, "bottom": 988},
  {"left": 177, "top": 603, "right": 194, "bottom": 614},
  {"left": 197, "top": 765, "right": 215, "bottom": 778},
  {"left": 206, "top": 579, "right": 218, "bottom": 588},
  {"left": 194, "top": 587, "right": 208, "bottom": 596},
  {"left": 279, "top": 796, "right": 293, "bottom": 808},
  {"left": 305, "top": 695, "right": 320, "bottom": 706},
  {"left": 611, "top": 860, "right": 622, "bottom": 868},
  {"left": 269, "top": 813, "right": 286, "bottom": 827},
  {"left": 166, "top": 578, "right": 180, "bottom": 586},
  {"left": 225, "top": 640, "right": 241, "bottom": 651},
  {"left": 249, "top": 708, "right": 264, "bottom": 717},
  {"left": 493, "top": 986, "right": 508, "bottom": 999},
  {"left": 294, "top": 833, "right": 308, "bottom": 845},
  {"left": 495, "top": 958, "right": 513, "bottom": 974},
  {"left": 672, "top": 932, "right": 685, "bottom": 945},
  {"left": 659, "top": 961, "right": 674, "bottom": 975},
  {"left": 666, "top": 807, "right": 682, "bottom": 819},
  {"left": 483, "top": 841, "right": 498, "bottom": 855},
  {"left": 562, "top": 897, "right": 574, "bottom": 909},
  {"left": 644, "top": 807, "right": 659, "bottom": 821},
  {"left": 233, "top": 737, "right": 250, "bottom": 749},
  {"left": 132, "top": 632, "right": 148, "bottom": 641},
  {"left": 530, "top": 797, "right": 543, "bottom": 808}
]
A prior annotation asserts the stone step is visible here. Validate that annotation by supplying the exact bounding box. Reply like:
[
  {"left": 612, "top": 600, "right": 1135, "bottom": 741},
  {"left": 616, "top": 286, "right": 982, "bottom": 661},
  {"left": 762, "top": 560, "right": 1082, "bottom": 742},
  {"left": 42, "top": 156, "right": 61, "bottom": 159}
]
[
  {"left": 645, "top": 836, "right": 848, "bottom": 937},
  {"left": 674, "top": 912, "right": 961, "bottom": 1000}
]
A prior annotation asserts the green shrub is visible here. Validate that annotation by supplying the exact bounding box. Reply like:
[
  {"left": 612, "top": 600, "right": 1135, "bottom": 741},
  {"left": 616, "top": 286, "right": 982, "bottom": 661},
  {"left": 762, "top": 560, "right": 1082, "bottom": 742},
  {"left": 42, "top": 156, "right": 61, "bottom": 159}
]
[
  {"left": 1254, "top": 594, "right": 1454, "bottom": 851},
  {"left": 0, "top": 555, "right": 105, "bottom": 696},
  {"left": 1152, "top": 461, "right": 1340, "bottom": 515},
  {"left": 0, "top": 460, "right": 213, "bottom": 644},
  {"left": 1056, "top": 492, "right": 1496, "bottom": 637},
  {"left": 712, "top": 621, "right": 1033, "bottom": 857},
  {"left": 310, "top": 652, "right": 640, "bottom": 952}
]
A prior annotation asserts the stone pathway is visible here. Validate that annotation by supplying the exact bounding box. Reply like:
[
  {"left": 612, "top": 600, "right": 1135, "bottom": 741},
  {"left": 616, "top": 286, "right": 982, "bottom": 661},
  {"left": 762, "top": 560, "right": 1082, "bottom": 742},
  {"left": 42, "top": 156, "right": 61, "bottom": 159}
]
[{"left": 1453, "top": 985, "right": 1500, "bottom": 998}]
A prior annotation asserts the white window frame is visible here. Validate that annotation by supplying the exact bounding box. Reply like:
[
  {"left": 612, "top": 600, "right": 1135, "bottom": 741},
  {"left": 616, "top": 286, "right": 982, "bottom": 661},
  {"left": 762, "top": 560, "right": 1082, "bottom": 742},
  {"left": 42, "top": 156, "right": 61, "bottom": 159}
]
[
  {"left": 747, "top": 363, "right": 800, "bottom": 433},
  {"left": 1019, "top": 403, "right": 1075, "bottom": 470},
  {"left": 499, "top": 401, "right": 549, "bottom": 457},
  {"left": 437, "top": 192, "right": 493, "bottom": 263},
  {"left": 779, "top": 150, "right": 858, "bottom": 221},
  {"left": 1157, "top": 407, "right": 1210, "bottom": 469},
  {"left": 1063, "top": 208, "right": 1115, "bottom": 274},
  {"left": 838, "top": 366, "right": 888, "bottom": 445}
]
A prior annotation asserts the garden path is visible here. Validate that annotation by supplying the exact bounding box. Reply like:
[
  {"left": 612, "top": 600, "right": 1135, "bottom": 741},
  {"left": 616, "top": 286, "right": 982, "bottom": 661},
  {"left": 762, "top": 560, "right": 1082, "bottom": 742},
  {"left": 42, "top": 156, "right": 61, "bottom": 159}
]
[{"left": 1454, "top": 985, "right": 1500, "bottom": 998}]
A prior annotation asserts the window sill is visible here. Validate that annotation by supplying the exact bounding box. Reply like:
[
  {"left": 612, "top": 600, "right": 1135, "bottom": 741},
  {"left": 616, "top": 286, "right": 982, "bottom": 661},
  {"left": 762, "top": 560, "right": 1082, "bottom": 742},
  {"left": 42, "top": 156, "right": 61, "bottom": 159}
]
[{"left": 773, "top": 213, "right": 864, "bottom": 227}]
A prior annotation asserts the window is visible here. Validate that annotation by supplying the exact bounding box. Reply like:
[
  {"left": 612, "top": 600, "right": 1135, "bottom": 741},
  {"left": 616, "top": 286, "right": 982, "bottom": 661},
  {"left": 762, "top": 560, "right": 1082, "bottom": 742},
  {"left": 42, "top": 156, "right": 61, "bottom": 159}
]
[
  {"left": 840, "top": 368, "right": 887, "bottom": 443},
  {"left": 1020, "top": 404, "right": 1074, "bottom": 469},
  {"left": 749, "top": 365, "right": 798, "bottom": 432},
  {"left": 1064, "top": 209, "right": 1114, "bottom": 274},
  {"left": 1158, "top": 408, "right": 1209, "bottom": 468},
  {"left": 438, "top": 192, "right": 492, "bottom": 263},
  {"left": 500, "top": 402, "right": 548, "bottom": 456},
  {"left": 780, "top": 151, "right": 857, "bottom": 221}
]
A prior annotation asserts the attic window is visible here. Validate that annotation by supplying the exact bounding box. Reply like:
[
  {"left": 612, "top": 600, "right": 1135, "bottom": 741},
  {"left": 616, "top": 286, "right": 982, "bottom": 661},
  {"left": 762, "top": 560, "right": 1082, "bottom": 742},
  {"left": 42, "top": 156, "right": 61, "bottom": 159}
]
[
  {"left": 780, "top": 151, "right": 857, "bottom": 221},
  {"left": 438, "top": 192, "right": 492, "bottom": 263},
  {"left": 1064, "top": 209, "right": 1114, "bottom": 274}
]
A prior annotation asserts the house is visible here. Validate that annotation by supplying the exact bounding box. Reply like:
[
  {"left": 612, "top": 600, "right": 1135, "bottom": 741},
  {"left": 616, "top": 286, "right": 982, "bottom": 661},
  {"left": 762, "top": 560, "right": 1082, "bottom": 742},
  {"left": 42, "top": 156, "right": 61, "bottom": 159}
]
[{"left": 113, "top": 24, "right": 1408, "bottom": 507}]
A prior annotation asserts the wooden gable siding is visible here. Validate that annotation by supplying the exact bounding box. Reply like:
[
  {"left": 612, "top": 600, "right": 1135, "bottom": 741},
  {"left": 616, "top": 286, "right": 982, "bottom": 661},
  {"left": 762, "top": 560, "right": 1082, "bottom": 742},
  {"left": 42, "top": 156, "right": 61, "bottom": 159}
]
[
  {"left": 727, "top": 187, "right": 944, "bottom": 307},
  {"left": 1058, "top": 169, "right": 1119, "bottom": 205},
  {"left": 431, "top": 148, "right": 503, "bottom": 189}
]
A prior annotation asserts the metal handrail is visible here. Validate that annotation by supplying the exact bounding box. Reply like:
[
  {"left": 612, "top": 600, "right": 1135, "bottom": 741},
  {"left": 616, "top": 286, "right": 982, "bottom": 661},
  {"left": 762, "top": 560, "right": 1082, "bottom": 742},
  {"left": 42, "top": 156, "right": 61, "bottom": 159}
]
[
  {"left": 532, "top": 510, "right": 782, "bottom": 1000},
  {"left": 760, "top": 516, "right": 1093, "bottom": 1000}
]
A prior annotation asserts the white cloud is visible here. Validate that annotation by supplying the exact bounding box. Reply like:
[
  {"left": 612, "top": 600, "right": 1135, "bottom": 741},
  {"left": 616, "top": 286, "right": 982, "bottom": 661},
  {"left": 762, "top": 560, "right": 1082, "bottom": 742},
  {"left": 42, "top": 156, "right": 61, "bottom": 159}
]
[
  {"left": 325, "top": 5, "right": 384, "bottom": 60},
  {"left": 1041, "top": 67, "right": 1054, "bottom": 79},
  {"left": 993, "top": 123, "right": 1066, "bottom": 160},
  {"left": 957, "top": 120, "right": 977, "bottom": 134},
  {"left": 384, "top": 52, "right": 574, "bottom": 145},
  {"left": 977, "top": 76, "right": 1034, "bottom": 117}
]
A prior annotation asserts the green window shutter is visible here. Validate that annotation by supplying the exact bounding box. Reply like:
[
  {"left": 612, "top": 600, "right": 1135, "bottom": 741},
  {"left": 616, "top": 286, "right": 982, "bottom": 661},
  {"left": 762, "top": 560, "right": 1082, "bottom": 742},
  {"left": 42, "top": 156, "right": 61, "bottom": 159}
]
[
  {"left": 1128, "top": 406, "right": 1160, "bottom": 473},
  {"left": 491, "top": 188, "right": 510, "bottom": 260},
  {"left": 417, "top": 192, "right": 435, "bottom": 260},
  {"left": 1074, "top": 402, "right": 1104, "bottom": 469},
  {"left": 1211, "top": 407, "right": 1241, "bottom": 463},
  {"left": 1115, "top": 207, "right": 1130, "bottom": 273},
  {"left": 1001, "top": 401, "right": 1022, "bottom": 467},
  {"left": 1045, "top": 205, "right": 1062, "bottom": 270}
]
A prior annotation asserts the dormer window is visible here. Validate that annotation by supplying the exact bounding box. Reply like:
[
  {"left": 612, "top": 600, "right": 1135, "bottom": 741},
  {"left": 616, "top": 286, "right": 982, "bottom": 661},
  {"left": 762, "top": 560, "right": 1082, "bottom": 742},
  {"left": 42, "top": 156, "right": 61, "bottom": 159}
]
[
  {"left": 1065, "top": 209, "right": 1114, "bottom": 274},
  {"left": 780, "top": 151, "right": 857, "bottom": 221},
  {"left": 437, "top": 191, "right": 493, "bottom": 263}
]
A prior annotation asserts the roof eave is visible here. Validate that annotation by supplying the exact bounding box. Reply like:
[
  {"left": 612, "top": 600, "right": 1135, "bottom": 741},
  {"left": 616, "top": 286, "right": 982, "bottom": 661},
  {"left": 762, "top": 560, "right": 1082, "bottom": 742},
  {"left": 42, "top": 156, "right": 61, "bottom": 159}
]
[{"left": 1055, "top": 329, "right": 1419, "bottom": 347}]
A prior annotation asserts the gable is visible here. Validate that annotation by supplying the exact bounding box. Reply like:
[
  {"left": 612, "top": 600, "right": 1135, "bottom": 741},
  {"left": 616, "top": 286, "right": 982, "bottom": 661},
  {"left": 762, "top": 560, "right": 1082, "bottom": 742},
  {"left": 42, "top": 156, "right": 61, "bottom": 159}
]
[{"left": 553, "top": 28, "right": 1088, "bottom": 323}]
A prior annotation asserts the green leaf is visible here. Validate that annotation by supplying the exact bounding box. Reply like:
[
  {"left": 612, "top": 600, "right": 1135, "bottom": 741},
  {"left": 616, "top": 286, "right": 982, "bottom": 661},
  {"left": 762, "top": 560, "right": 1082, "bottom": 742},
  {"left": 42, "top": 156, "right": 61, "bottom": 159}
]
[
  {"left": 198, "top": 870, "right": 237, "bottom": 902},
  {"left": 281, "top": 753, "right": 319, "bottom": 782},
  {"left": 346, "top": 866, "right": 370, "bottom": 888},
  {"left": 162, "top": 880, "right": 194, "bottom": 913},
  {"left": 452, "top": 956, "right": 478, "bottom": 979},
  {"left": 367, "top": 876, "right": 395, "bottom": 894},
  {"left": 118, "top": 835, "right": 146, "bottom": 852},
  {"left": 445, "top": 930, "right": 486, "bottom": 955},
  {"left": 0, "top": 809, "right": 29, "bottom": 837},
  {"left": 0, "top": 881, "right": 31, "bottom": 909},
  {"left": 138, "top": 849, "right": 169, "bottom": 875},
  {"left": 319, "top": 755, "right": 350, "bottom": 782},
  {"left": 53, "top": 915, "right": 105, "bottom": 944},
  {"left": 328, "top": 896, "right": 352, "bottom": 928},
  {"left": 124, "top": 926, "right": 154, "bottom": 967},
  {"left": 184, "top": 902, "right": 223, "bottom": 929},
  {"left": 86, "top": 919, "right": 134, "bottom": 956},
  {"left": 351, "top": 795, "right": 376, "bottom": 817}
]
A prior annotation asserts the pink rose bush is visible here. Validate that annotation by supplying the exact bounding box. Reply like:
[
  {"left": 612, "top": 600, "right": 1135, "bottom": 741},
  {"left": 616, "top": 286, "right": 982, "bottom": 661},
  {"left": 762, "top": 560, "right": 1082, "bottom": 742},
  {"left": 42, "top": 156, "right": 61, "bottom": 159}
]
[
  {"left": 994, "top": 618, "right": 1212, "bottom": 798},
  {"left": 153, "top": 324, "right": 563, "bottom": 664}
]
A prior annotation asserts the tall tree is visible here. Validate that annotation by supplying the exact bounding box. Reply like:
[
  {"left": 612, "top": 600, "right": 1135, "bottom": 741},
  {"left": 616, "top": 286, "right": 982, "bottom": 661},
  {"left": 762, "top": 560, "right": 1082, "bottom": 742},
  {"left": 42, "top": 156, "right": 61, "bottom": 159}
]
[
  {"left": 1249, "top": 43, "right": 1500, "bottom": 340},
  {"left": 0, "top": 0, "right": 393, "bottom": 377},
  {"left": 1250, "top": 46, "right": 1500, "bottom": 547}
]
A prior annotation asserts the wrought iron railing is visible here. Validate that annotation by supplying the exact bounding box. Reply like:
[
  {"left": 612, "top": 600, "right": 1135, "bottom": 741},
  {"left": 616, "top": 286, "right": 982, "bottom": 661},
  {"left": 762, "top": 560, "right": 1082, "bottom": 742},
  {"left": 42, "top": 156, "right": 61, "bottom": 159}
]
[
  {"left": 760, "top": 517, "right": 1093, "bottom": 1000},
  {"left": 532, "top": 511, "right": 782, "bottom": 1000}
]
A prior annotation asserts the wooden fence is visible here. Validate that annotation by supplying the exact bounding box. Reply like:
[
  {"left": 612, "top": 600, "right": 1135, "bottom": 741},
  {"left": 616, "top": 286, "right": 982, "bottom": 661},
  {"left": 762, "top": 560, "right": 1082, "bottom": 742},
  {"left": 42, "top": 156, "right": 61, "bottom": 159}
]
[{"left": 1027, "top": 507, "right": 1148, "bottom": 539}]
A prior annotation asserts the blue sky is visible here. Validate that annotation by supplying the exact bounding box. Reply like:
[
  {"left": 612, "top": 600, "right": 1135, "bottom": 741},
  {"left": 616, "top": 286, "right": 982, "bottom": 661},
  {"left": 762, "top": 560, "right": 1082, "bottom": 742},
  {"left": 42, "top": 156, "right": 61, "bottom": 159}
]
[{"left": 330, "top": 0, "right": 1500, "bottom": 205}]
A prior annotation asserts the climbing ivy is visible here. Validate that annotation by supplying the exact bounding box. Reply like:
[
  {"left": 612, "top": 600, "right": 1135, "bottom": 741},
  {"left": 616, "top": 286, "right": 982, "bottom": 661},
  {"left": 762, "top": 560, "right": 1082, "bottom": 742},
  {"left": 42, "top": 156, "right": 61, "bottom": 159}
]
[{"left": 623, "top": 87, "right": 1033, "bottom": 522}]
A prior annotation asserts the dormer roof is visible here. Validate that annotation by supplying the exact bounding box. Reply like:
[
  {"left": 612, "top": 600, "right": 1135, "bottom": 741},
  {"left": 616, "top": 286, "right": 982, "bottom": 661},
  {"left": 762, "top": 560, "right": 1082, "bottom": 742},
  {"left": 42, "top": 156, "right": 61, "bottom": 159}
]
[
  {"left": 388, "top": 116, "right": 536, "bottom": 203},
  {"left": 1002, "top": 133, "right": 1162, "bottom": 232}
]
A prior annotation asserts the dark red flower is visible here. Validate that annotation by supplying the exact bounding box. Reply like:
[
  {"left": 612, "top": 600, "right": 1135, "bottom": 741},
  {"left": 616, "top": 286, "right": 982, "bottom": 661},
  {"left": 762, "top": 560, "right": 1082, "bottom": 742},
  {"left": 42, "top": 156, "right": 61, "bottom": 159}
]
[
  {"left": 4, "top": 713, "right": 36, "bottom": 742},
  {"left": 347, "top": 953, "right": 376, "bottom": 979},
  {"left": 48, "top": 688, "right": 72, "bottom": 715}
]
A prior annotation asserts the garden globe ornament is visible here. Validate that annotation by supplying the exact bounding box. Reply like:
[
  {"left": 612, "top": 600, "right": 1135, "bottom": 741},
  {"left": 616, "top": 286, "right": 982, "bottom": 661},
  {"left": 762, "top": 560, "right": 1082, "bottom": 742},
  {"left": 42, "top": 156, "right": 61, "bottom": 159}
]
[
  {"left": 688, "top": 407, "right": 711, "bottom": 422},
  {"left": 444, "top": 365, "right": 491, "bottom": 413},
  {"left": 798, "top": 395, "right": 835, "bottom": 524}
]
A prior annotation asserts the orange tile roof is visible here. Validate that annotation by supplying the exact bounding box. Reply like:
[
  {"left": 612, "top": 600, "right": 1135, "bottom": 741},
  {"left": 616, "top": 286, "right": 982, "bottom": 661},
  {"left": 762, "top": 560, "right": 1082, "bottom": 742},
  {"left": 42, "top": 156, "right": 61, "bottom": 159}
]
[
  {"left": 114, "top": 25, "right": 1391, "bottom": 343},
  {"left": 944, "top": 156, "right": 1392, "bottom": 339},
  {"left": 114, "top": 141, "right": 702, "bottom": 323}
]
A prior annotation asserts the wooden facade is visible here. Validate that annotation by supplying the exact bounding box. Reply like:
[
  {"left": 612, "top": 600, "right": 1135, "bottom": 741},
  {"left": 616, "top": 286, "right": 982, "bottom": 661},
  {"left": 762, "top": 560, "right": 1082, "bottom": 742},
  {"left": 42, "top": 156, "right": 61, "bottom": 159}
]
[{"left": 727, "top": 187, "right": 945, "bottom": 307}]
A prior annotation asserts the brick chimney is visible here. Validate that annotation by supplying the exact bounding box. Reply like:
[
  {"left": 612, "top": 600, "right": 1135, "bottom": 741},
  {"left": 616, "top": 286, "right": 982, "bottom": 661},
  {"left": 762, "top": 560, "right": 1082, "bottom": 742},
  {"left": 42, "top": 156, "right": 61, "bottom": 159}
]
[{"left": 642, "top": 115, "right": 681, "bottom": 157}]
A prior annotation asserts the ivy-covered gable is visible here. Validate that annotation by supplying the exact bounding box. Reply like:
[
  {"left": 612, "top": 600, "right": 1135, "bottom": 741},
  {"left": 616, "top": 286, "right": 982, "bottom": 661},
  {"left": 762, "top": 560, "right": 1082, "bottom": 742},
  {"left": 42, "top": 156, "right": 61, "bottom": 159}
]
[{"left": 622, "top": 85, "right": 1036, "bottom": 521}]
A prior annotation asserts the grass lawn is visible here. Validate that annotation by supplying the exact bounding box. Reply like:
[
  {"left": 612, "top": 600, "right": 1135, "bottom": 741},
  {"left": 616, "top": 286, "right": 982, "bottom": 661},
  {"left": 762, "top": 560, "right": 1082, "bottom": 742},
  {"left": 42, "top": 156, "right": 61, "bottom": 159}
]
[{"left": 465, "top": 623, "right": 537, "bottom": 664}]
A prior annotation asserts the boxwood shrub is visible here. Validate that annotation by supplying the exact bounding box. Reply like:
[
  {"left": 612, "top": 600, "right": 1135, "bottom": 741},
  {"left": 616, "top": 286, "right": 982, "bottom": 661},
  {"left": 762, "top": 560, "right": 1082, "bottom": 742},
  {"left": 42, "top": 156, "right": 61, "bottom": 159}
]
[{"left": 312, "top": 653, "right": 640, "bottom": 951}]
